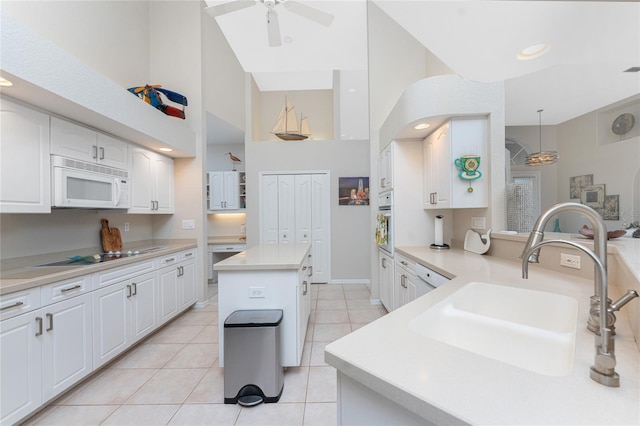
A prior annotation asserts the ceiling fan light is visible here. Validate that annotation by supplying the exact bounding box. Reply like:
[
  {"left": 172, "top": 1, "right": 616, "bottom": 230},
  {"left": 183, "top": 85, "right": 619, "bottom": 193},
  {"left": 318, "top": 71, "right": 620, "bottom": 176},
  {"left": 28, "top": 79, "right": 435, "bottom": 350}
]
[
  {"left": 517, "top": 43, "right": 550, "bottom": 61},
  {"left": 414, "top": 123, "right": 430, "bottom": 130}
]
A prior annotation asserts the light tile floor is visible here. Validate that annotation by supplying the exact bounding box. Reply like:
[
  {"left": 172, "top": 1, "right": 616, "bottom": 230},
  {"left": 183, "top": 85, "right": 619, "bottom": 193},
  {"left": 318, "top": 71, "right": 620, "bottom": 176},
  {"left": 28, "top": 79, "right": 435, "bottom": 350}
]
[{"left": 25, "top": 283, "right": 387, "bottom": 426}]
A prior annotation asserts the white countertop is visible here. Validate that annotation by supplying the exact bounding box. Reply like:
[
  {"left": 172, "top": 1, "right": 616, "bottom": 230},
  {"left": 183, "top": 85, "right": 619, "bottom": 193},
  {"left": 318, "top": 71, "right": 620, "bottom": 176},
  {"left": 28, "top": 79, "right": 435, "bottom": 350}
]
[
  {"left": 213, "top": 243, "right": 311, "bottom": 271},
  {"left": 0, "top": 239, "right": 196, "bottom": 295},
  {"left": 325, "top": 247, "right": 640, "bottom": 425}
]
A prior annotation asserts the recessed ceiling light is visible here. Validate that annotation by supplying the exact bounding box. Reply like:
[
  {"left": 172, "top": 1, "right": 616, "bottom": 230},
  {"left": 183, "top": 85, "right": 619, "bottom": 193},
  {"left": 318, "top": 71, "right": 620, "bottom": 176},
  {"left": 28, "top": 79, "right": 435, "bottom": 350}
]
[
  {"left": 159, "top": 147, "right": 173, "bottom": 152},
  {"left": 0, "top": 77, "right": 13, "bottom": 87},
  {"left": 517, "top": 43, "right": 550, "bottom": 61},
  {"left": 414, "top": 123, "right": 430, "bottom": 130}
]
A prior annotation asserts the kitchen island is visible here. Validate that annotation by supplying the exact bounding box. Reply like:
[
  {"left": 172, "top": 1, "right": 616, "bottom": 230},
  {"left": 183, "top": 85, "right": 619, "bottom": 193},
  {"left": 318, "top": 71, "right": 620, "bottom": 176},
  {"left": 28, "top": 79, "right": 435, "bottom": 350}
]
[
  {"left": 214, "top": 243, "right": 312, "bottom": 367},
  {"left": 326, "top": 244, "right": 640, "bottom": 425}
]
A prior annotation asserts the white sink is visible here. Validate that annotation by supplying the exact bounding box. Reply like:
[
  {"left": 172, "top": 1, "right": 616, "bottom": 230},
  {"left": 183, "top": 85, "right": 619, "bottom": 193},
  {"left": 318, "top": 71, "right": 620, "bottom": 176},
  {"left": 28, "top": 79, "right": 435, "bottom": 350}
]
[{"left": 409, "top": 282, "right": 578, "bottom": 376}]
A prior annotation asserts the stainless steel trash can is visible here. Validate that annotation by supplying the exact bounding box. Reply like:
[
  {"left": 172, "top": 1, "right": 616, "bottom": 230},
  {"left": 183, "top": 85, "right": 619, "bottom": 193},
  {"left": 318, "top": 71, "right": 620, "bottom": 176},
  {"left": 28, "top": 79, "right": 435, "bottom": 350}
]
[{"left": 224, "top": 309, "right": 284, "bottom": 406}]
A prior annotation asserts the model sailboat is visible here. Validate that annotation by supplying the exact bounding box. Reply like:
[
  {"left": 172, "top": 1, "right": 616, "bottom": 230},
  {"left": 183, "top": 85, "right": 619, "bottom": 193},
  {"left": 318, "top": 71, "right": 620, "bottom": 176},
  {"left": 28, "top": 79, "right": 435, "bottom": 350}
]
[{"left": 272, "top": 96, "right": 311, "bottom": 141}]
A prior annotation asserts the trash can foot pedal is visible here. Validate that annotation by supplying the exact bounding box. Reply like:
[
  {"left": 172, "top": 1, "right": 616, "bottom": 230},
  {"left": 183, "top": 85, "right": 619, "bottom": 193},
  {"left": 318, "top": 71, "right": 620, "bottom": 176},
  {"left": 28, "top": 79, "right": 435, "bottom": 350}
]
[
  {"left": 238, "top": 394, "right": 263, "bottom": 407},
  {"left": 226, "top": 384, "right": 284, "bottom": 406}
]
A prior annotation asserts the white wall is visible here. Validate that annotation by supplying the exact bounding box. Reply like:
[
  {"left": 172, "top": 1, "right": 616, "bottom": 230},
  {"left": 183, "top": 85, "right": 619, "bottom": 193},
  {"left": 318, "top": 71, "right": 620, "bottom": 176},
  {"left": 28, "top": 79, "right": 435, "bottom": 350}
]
[
  {"left": 0, "top": 211, "right": 153, "bottom": 259},
  {"left": 258, "top": 90, "right": 334, "bottom": 141},
  {"left": 245, "top": 139, "right": 370, "bottom": 281},
  {"left": 2, "top": 0, "right": 150, "bottom": 88},
  {"left": 556, "top": 107, "right": 640, "bottom": 232}
]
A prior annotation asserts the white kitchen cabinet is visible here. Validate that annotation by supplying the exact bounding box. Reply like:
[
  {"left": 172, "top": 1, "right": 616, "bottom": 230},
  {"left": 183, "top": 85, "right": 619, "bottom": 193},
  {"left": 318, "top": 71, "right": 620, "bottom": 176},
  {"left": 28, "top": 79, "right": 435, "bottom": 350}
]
[
  {"left": 378, "top": 249, "right": 394, "bottom": 312},
  {"left": 0, "top": 277, "right": 92, "bottom": 425},
  {"left": 423, "top": 118, "right": 488, "bottom": 209},
  {"left": 296, "top": 253, "right": 312, "bottom": 361},
  {"left": 157, "top": 250, "right": 196, "bottom": 322},
  {"left": 379, "top": 143, "right": 393, "bottom": 191},
  {"left": 208, "top": 171, "right": 240, "bottom": 210},
  {"left": 129, "top": 146, "right": 174, "bottom": 213},
  {"left": 41, "top": 292, "right": 92, "bottom": 401},
  {"left": 394, "top": 254, "right": 417, "bottom": 311},
  {"left": 0, "top": 309, "right": 43, "bottom": 425},
  {"left": 92, "top": 270, "right": 158, "bottom": 368},
  {"left": 51, "top": 117, "right": 128, "bottom": 170},
  {"left": 260, "top": 172, "right": 331, "bottom": 283},
  {"left": 0, "top": 97, "right": 51, "bottom": 213}
]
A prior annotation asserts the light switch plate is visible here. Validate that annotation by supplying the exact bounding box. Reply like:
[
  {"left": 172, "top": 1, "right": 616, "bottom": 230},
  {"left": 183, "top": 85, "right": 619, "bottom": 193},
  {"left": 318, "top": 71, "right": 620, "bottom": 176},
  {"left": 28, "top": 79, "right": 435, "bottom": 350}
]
[
  {"left": 249, "top": 287, "right": 266, "bottom": 298},
  {"left": 181, "top": 219, "right": 195, "bottom": 230}
]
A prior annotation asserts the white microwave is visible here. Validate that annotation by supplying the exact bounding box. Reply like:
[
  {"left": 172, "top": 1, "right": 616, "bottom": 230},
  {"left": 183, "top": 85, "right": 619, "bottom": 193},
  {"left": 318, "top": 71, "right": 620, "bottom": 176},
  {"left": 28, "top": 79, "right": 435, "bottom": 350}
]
[{"left": 51, "top": 155, "right": 130, "bottom": 209}]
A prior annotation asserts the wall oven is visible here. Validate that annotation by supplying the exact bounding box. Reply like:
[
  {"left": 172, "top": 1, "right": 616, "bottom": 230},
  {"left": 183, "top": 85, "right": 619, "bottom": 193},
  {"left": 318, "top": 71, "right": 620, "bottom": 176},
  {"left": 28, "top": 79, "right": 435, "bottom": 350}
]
[
  {"left": 51, "top": 155, "right": 130, "bottom": 209},
  {"left": 376, "top": 192, "right": 393, "bottom": 254}
]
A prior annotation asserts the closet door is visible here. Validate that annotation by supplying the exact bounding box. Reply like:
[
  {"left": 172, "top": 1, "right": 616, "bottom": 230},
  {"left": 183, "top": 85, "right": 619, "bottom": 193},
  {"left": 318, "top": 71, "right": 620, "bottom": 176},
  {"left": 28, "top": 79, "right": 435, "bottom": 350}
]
[
  {"left": 278, "top": 175, "right": 295, "bottom": 244},
  {"left": 294, "top": 175, "right": 312, "bottom": 244},
  {"left": 311, "top": 174, "right": 330, "bottom": 283},
  {"left": 260, "top": 175, "right": 279, "bottom": 245}
]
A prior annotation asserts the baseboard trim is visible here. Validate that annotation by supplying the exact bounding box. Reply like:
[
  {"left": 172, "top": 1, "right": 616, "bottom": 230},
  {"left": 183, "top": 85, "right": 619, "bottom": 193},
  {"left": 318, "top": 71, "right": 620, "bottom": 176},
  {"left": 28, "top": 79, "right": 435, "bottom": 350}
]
[{"left": 328, "top": 279, "right": 371, "bottom": 286}]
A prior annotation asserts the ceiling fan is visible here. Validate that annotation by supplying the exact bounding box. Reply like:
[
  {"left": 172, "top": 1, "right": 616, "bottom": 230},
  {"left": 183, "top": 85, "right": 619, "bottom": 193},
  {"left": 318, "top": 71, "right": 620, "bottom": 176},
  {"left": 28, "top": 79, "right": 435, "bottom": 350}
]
[{"left": 205, "top": 0, "right": 334, "bottom": 47}]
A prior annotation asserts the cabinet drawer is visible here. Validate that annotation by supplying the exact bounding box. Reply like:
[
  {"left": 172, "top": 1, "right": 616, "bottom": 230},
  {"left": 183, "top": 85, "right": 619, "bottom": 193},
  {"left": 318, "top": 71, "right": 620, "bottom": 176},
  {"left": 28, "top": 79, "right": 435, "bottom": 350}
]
[
  {"left": 0, "top": 288, "right": 41, "bottom": 321},
  {"left": 92, "top": 260, "right": 155, "bottom": 290},
  {"left": 41, "top": 275, "right": 91, "bottom": 305},
  {"left": 209, "top": 244, "right": 245, "bottom": 253},
  {"left": 395, "top": 255, "right": 416, "bottom": 275},
  {"left": 157, "top": 253, "right": 180, "bottom": 268},
  {"left": 179, "top": 249, "right": 196, "bottom": 262}
]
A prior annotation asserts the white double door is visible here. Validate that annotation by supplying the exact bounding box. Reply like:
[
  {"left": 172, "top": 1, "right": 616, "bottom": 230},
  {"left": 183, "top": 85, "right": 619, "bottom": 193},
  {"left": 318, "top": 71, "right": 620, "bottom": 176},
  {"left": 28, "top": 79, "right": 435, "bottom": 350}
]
[{"left": 260, "top": 172, "right": 330, "bottom": 283}]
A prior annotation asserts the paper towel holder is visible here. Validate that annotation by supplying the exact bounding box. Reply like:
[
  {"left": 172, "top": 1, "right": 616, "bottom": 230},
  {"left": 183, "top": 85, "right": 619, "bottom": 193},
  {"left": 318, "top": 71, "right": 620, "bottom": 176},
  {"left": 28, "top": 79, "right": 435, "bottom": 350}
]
[{"left": 430, "top": 215, "right": 450, "bottom": 250}]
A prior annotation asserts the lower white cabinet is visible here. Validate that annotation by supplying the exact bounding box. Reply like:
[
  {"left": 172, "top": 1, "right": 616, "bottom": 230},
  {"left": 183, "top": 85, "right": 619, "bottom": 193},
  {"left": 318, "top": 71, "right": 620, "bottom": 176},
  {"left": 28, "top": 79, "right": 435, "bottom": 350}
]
[
  {"left": 378, "top": 250, "right": 394, "bottom": 312},
  {"left": 92, "top": 271, "right": 157, "bottom": 368},
  {"left": 394, "top": 254, "right": 417, "bottom": 311},
  {"left": 0, "top": 309, "right": 43, "bottom": 425},
  {"left": 0, "top": 278, "right": 92, "bottom": 425},
  {"left": 158, "top": 250, "right": 196, "bottom": 323},
  {"left": 1, "top": 248, "right": 197, "bottom": 424}
]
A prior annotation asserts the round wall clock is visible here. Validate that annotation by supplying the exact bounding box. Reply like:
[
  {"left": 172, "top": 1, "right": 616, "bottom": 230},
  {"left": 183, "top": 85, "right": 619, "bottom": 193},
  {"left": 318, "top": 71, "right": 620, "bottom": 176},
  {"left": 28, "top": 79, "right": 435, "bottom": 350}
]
[{"left": 611, "top": 113, "right": 636, "bottom": 136}]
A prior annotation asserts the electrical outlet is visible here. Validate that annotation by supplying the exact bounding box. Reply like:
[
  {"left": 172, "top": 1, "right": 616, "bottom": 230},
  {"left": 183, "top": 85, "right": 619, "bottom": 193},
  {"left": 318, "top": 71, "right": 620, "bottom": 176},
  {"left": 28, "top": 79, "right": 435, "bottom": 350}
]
[
  {"left": 124, "top": 222, "right": 129, "bottom": 232},
  {"left": 181, "top": 219, "right": 195, "bottom": 230},
  {"left": 471, "top": 217, "right": 486, "bottom": 229},
  {"left": 560, "top": 253, "right": 581, "bottom": 269},
  {"left": 249, "top": 287, "right": 265, "bottom": 298}
]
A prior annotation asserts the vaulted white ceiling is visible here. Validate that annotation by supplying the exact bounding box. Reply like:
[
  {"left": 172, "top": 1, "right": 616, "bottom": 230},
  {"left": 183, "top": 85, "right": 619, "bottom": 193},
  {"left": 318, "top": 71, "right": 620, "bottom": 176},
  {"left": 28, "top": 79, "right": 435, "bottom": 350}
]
[{"left": 206, "top": 0, "right": 640, "bottom": 126}]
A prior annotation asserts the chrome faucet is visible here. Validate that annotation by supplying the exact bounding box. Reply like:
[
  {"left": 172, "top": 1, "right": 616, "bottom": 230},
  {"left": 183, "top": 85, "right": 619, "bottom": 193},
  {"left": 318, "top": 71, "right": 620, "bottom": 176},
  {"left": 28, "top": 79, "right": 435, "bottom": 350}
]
[{"left": 520, "top": 202, "right": 638, "bottom": 387}]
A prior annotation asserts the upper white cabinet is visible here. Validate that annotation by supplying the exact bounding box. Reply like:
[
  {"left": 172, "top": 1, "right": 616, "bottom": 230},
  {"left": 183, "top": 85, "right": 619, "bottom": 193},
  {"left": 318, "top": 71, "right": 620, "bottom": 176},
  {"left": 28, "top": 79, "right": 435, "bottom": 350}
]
[
  {"left": 260, "top": 172, "right": 331, "bottom": 283},
  {"left": 0, "top": 98, "right": 51, "bottom": 213},
  {"left": 208, "top": 171, "right": 241, "bottom": 210},
  {"left": 128, "top": 147, "right": 174, "bottom": 214},
  {"left": 378, "top": 144, "right": 393, "bottom": 192},
  {"left": 423, "top": 118, "right": 488, "bottom": 209},
  {"left": 51, "top": 117, "right": 128, "bottom": 170}
]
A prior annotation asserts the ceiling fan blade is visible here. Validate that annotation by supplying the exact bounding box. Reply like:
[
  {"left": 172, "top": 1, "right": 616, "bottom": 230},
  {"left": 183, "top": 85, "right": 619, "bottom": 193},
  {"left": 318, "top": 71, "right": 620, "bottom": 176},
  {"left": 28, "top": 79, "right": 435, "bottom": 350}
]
[
  {"left": 284, "top": 1, "right": 334, "bottom": 27},
  {"left": 205, "top": 0, "right": 256, "bottom": 18},
  {"left": 267, "top": 9, "right": 282, "bottom": 47}
]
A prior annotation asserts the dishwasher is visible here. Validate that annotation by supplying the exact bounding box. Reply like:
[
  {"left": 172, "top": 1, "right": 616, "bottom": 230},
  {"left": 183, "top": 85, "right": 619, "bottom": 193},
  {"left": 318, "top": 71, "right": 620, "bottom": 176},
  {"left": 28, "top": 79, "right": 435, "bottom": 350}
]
[{"left": 415, "top": 263, "right": 450, "bottom": 295}]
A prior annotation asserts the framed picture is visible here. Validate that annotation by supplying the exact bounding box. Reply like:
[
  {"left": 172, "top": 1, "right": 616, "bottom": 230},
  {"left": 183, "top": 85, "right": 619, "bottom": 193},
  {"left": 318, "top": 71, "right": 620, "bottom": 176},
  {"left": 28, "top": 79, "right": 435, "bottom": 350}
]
[
  {"left": 602, "top": 195, "right": 619, "bottom": 221},
  {"left": 580, "top": 184, "right": 605, "bottom": 208},
  {"left": 569, "top": 174, "right": 593, "bottom": 199},
  {"left": 339, "top": 177, "right": 369, "bottom": 205}
]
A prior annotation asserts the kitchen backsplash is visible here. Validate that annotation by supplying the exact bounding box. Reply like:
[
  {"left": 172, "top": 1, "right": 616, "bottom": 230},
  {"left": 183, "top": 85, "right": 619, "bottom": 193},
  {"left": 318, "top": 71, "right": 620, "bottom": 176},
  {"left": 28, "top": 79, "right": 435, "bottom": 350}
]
[{"left": 0, "top": 210, "right": 153, "bottom": 259}]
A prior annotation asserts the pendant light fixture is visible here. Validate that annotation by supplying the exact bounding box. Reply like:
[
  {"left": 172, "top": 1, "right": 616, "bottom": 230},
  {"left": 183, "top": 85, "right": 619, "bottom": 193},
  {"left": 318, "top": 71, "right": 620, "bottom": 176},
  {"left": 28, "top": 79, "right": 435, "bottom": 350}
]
[{"left": 526, "top": 109, "right": 558, "bottom": 166}]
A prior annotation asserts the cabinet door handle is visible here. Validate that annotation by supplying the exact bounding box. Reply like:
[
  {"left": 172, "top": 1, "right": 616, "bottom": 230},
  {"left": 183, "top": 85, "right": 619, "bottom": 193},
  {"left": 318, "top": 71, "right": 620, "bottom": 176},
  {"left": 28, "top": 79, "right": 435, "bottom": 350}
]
[
  {"left": 401, "top": 275, "right": 407, "bottom": 288},
  {"left": 401, "top": 260, "right": 408, "bottom": 266},
  {"left": 308, "top": 266, "right": 312, "bottom": 277},
  {"left": 184, "top": 252, "right": 193, "bottom": 258},
  {"left": 127, "top": 284, "right": 132, "bottom": 298},
  {"left": 60, "top": 284, "right": 82, "bottom": 293},
  {"left": 302, "top": 266, "right": 307, "bottom": 271},
  {"left": 132, "top": 283, "right": 137, "bottom": 296},
  {"left": 382, "top": 258, "right": 387, "bottom": 268},
  {"left": 164, "top": 258, "right": 176, "bottom": 264},
  {"left": 46, "top": 313, "right": 53, "bottom": 332},
  {"left": 35, "top": 317, "right": 43, "bottom": 337},
  {"left": 1, "top": 301, "right": 24, "bottom": 311},
  {"left": 93, "top": 145, "right": 98, "bottom": 159},
  {"left": 303, "top": 280, "right": 308, "bottom": 295},
  {"left": 99, "top": 147, "right": 105, "bottom": 160}
]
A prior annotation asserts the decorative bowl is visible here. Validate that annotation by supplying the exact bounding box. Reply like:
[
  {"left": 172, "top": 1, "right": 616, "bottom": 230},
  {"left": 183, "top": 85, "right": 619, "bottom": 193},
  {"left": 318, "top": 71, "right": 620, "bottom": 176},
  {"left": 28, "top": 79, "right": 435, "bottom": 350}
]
[{"left": 579, "top": 225, "right": 626, "bottom": 240}]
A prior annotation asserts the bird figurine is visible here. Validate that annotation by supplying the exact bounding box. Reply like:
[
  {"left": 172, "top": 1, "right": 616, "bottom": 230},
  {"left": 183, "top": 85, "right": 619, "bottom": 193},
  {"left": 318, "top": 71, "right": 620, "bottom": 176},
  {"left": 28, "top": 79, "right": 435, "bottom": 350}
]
[{"left": 227, "top": 152, "right": 242, "bottom": 171}]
